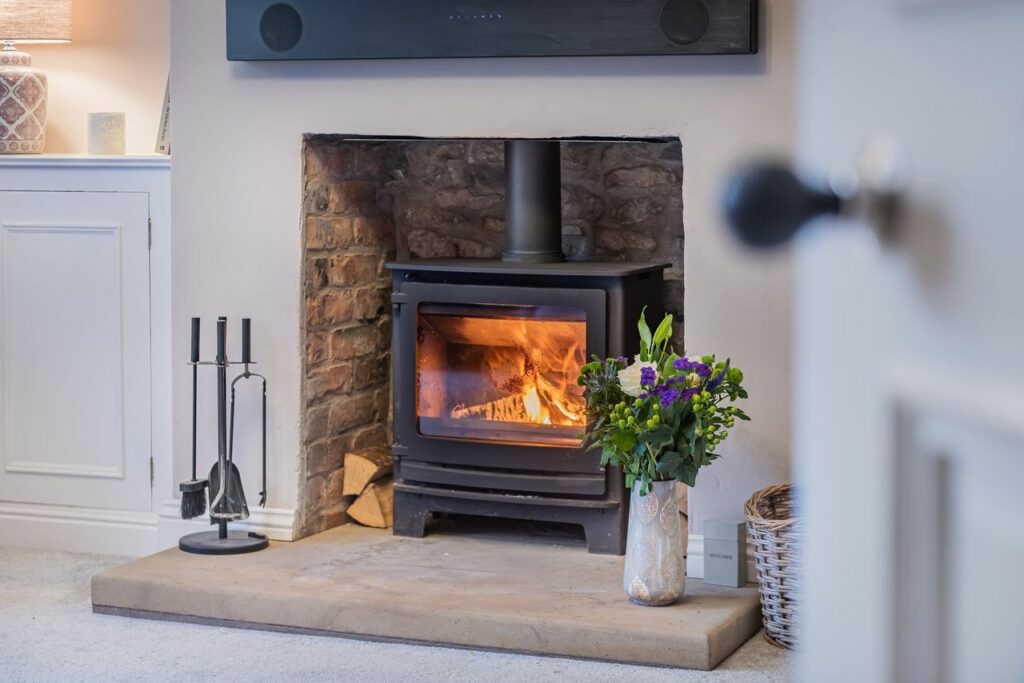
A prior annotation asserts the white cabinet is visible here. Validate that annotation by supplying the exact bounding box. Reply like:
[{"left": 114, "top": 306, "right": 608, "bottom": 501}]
[{"left": 0, "top": 156, "right": 170, "bottom": 554}]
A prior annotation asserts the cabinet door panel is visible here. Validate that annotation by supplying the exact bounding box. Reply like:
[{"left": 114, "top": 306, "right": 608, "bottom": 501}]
[{"left": 0, "top": 191, "right": 151, "bottom": 511}]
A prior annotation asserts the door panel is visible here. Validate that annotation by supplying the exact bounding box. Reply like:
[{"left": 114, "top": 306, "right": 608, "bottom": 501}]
[
  {"left": 0, "top": 191, "right": 151, "bottom": 511},
  {"left": 795, "top": 1, "right": 1024, "bottom": 681}
]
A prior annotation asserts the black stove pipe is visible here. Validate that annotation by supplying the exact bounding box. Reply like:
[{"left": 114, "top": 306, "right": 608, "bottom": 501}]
[{"left": 503, "top": 139, "right": 565, "bottom": 263}]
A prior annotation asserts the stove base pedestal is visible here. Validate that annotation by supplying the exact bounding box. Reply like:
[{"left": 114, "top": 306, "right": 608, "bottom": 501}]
[{"left": 393, "top": 483, "right": 627, "bottom": 555}]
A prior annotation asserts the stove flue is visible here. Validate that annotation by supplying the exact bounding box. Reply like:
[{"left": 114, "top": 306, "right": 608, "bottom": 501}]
[{"left": 502, "top": 140, "right": 565, "bottom": 264}]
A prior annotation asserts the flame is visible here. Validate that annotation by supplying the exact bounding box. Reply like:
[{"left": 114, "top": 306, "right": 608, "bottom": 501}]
[
  {"left": 522, "top": 385, "right": 552, "bottom": 425},
  {"left": 417, "top": 308, "right": 587, "bottom": 431}
]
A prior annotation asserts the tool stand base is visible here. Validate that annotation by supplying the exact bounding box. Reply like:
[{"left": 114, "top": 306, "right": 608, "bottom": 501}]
[{"left": 179, "top": 529, "right": 269, "bottom": 555}]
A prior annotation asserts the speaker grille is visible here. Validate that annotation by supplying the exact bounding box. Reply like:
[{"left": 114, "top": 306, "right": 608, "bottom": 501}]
[
  {"left": 260, "top": 3, "right": 303, "bottom": 53},
  {"left": 660, "top": 0, "right": 710, "bottom": 46}
]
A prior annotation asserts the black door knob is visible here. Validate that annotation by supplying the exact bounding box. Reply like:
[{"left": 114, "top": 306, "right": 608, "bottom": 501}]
[{"left": 723, "top": 162, "right": 842, "bottom": 249}]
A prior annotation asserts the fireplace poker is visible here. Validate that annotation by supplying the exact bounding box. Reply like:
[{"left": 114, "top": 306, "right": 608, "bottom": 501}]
[{"left": 229, "top": 318, "right": 268, "bottom": 508}]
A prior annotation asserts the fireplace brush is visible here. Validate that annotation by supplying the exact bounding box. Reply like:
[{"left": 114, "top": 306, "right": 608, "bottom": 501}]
[
  {"left": 179, "top": 317, "right": 208, "bottom": 519},
  {"left": 178, "top": 316, "right": 269, "bottom": 555}
]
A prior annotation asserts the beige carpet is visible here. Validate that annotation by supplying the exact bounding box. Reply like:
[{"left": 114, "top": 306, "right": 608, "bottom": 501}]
[{"left": 2, "top": 543, "right": 793, "bottom": 682}]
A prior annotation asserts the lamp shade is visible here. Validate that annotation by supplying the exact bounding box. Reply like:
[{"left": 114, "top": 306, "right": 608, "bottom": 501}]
[{"left": 0, "top": 1, "right": 72, "bottom": 43}]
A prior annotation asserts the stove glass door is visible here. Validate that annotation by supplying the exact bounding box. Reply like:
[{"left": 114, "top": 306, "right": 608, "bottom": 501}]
[{"left": 416, "top": 302, "right": 587, "bottom": 447}]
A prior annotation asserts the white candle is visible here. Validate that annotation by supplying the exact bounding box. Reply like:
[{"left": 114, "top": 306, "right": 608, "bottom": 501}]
[{"left": 87, "top": 113, "right": 126, "bottom": 155}]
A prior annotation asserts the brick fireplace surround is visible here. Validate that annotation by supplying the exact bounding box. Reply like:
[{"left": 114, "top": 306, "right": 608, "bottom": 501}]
[{"left": 298, "top": 136, "right": 684, "bottom": 537}]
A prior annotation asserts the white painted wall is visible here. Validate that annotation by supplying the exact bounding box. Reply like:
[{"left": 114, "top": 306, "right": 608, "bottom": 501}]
[
  {"left": 29, "top": 0, "right": 170, "bottom": 154},
  {"left": 170, "top": 0, "right": 795, "bottom": 536}
]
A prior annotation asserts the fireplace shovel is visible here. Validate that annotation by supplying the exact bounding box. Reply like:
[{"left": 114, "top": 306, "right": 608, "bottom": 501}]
[{"left": 210, "top": 318, "right": 268, "bottom": 518}]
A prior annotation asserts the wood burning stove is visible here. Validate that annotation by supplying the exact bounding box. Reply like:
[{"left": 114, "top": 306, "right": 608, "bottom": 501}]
[{"left": 389, "top": 140, "right": 669, "bottom": 554}]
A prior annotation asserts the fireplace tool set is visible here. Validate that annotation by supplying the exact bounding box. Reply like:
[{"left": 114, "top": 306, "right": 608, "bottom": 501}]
[{"left": 178, "top": 316, "right": 269, "bottom": 555}]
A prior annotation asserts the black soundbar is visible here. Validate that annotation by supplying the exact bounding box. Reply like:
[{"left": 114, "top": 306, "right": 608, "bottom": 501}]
[{"left": 226, "top": 0, "right": 757, "bottom": 61}]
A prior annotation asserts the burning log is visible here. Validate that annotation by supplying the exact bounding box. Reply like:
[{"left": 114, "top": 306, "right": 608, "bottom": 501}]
[
  {"left": 451, "top": 377, "right": 583, "bottom": 426},
  {"left": 451, "top": 393, "right": 529, "bottom": 422}
]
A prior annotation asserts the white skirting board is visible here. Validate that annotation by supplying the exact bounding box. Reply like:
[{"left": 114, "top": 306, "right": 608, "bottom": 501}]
[
  {"left": 686, "top": 534, "right": 758, "bottom": 584},
  {"left": 0, "top": 500, "right": 296, "bottom": 557},
  {"left": 0, "top": 501, "right": 159, "bottom": 557},
  {"left": 156, "top": 499, "right": 296, "bottom": 550},
  {"left": 2, "top": 503, "right": 756, "bottom": 575}
]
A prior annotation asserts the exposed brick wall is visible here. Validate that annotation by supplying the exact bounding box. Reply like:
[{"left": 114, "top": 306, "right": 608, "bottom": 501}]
[
  {"left": 297, "top": 135, "right": 684, "bottom": 538},
  {"left": 299, "top": 139, "right": 394, "bottom": 536},
  {"left": 385, "top": 139, "right": 685, "bottom": 341}
]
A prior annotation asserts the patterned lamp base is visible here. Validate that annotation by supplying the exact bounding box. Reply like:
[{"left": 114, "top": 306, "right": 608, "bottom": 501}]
[{"left": 0, "top": 44, "right": 47, "bottom": 154}]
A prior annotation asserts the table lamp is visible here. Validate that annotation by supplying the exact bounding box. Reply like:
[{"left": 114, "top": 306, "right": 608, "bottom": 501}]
[{"left": 0, "top": 0, "right": 72, "bottom": 154}]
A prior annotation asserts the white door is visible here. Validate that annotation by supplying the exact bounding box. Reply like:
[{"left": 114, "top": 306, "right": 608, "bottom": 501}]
[
  {"left": 793, "top": 2, "right": 1024, "bottom": 682},
  {"left": 0, "top": 191, "right": 151, "bottom": 512}
]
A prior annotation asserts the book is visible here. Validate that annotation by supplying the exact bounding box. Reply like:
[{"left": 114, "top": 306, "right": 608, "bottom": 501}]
[{"left": 155, "top": 74, "right": 170, "bottom": 155}]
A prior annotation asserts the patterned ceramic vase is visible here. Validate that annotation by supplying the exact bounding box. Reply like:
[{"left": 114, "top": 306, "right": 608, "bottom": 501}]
[
  {"left": 623, "top": 479, "right": 685, "bottom": 606},
  {"left": 0, "top": 46, "right": 47, "bottom": 154}
]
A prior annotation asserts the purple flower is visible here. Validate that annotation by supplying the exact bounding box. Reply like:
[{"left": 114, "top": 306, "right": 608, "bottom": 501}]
[
  {"left": 674, "top": 357, "right": 711, "bottom": 378},
  {"left": 640, "top": 366, "right": 657, "bottom": 388},
  {"left": 615, "top": 355, "right": 627, "bottom": 363},
  {"left": 707, "top": 360, "right": 729, "bottom": 391},
  {"left": 656, "top": 386, "right": 680, "bottom": 407}
]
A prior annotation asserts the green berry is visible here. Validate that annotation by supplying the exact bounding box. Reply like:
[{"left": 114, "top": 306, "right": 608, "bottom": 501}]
[{"left": 627, "top": 416, "right": 635, "bottom": 425}]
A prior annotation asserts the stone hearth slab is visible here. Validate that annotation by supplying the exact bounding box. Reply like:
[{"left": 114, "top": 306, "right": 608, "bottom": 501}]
[{"left": 91, "top": 524, "right": 762, "bottom": 670}]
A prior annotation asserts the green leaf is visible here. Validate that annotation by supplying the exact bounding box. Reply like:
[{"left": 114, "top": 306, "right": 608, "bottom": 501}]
[
  {"left": 662, "top": 352, "right": 681, "bottom": 378},
  {"left": 652, "top": 314, "right": 674, "bottom": 347},
  {"left": 675, "top": 462, "right": 699, "bottom": 487},
  {"left": 637, "top": 308, "right": 652, "bottom": 361},
  {"left": 639, "top": 424, "right": 673, "bottom": 449},
  {"left": 655, "top": 450, "right": 682, "bottom": 475},
  {"left": 609, "top": 430, "right": 636, "bottom": 453}
]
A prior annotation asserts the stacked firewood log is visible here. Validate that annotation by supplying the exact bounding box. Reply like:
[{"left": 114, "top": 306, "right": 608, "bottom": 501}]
[{"left": 342, "top": 447, "right": 393, "bottom": 528}]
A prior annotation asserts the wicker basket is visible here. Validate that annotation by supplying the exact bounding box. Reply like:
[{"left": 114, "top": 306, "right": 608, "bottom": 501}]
[{"left": 744, "top": 483, "right": 799, "bottom": 649}]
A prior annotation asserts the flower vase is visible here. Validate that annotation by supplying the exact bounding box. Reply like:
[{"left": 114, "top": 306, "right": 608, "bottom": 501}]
[{"left": 623, "top": 479, "right": 686, "bottom": 606}]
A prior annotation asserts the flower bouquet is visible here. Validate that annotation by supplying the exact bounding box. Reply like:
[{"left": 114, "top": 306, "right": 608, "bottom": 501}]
[{"left": 577, "top": 309, "right": 749, "bottom": 605}]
